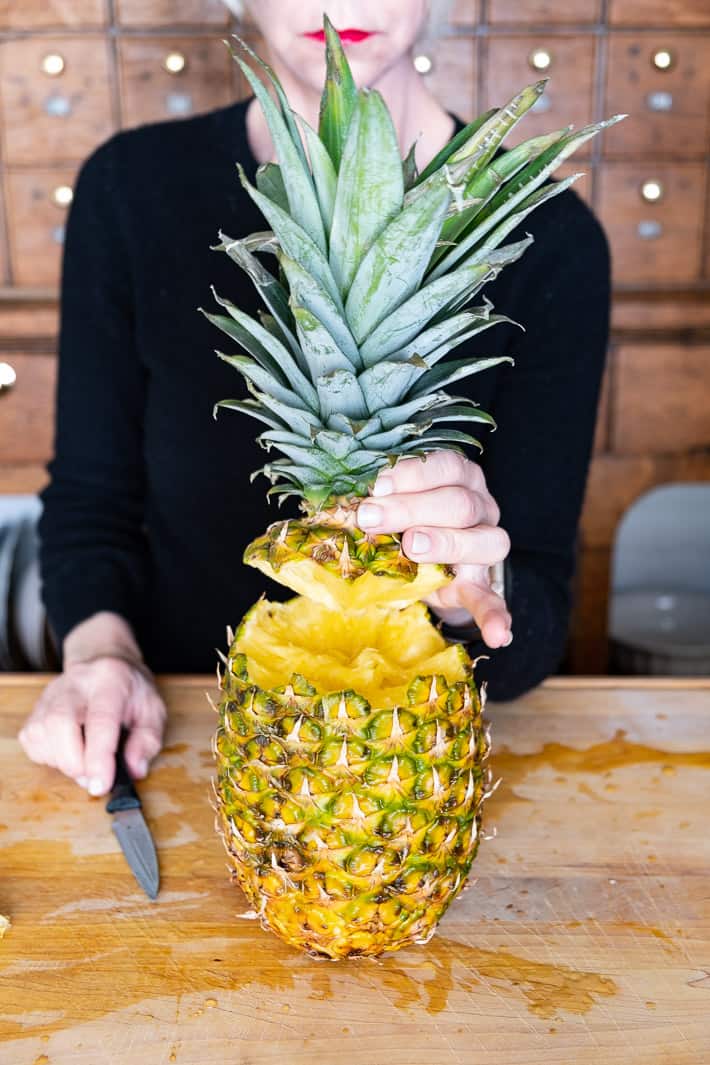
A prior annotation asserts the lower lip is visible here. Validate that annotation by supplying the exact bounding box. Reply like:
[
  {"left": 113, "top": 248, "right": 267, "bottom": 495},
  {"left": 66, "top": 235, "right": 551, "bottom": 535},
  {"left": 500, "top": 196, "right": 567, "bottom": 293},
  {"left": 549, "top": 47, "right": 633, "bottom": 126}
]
[{"left": 303, "top": 29, "right": 375, "bottom": 44}]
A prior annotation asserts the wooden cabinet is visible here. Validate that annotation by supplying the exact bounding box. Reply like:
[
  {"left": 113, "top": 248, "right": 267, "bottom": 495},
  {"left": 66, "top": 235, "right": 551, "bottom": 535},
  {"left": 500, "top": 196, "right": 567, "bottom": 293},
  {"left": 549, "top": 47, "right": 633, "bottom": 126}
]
[
  {"left": 608, "top": 0, "right": 710, "bottom": 27},
  {"left": 0, "top": 36, "right": 114, "bottom": 166},
  {"left": 422, "top": 38, "right": 476, "bottom": 122},
  {"left": 3, "top": 169, "right": 75, "bottom": 287},
  {"left": 117, "top": 36, "right": 237, "bottom": 127},
  {"left": 604, "top": 34, "right": 710, "bottom": 159},
  {"left": 0, "top": 353, "right": 56, "bottom": 468},
  {"left": 597, "top": 162, "right": 707, "bottom": 285},
  {"left": 484, "top": 36, "right": 597, "bottom": 157},
  {"left": 116, "top": 0, "right": 229, "bottom": 25},
  {"left": 0, "top": 0, "right": 107, "bottom": 30},
  {"left": 488, "top": 0, "right": 602, "bottom": 24},
  {"left": 612, "top": 344, "right": 710, "bottom": 456},
  {"left": 0, "top": 0, "right": 708, "bottom": 678}
]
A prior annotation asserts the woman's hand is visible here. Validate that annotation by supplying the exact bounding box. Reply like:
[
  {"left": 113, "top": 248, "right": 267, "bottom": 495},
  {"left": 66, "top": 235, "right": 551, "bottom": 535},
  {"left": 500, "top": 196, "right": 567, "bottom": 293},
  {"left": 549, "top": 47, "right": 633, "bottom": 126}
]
[
  {"left": 356, "top": 450, "right": 512, "bottom": 649},
  {"left": 18, "top": 613, "right": 166, "bottom": 796}
]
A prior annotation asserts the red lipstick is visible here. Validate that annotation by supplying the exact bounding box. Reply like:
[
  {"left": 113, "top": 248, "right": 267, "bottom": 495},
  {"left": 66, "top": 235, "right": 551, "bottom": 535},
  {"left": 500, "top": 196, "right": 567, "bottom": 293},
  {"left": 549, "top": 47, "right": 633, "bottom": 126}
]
[{"left": 303, "top": 28, "right": 375, "bottom": 43}]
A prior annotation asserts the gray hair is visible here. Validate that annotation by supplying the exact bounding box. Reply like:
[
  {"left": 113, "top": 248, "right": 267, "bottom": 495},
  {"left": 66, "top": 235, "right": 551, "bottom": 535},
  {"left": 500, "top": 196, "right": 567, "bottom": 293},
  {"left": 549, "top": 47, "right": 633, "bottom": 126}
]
[{"left": 220, "top": 1, "right": 453, "bottom": 40}]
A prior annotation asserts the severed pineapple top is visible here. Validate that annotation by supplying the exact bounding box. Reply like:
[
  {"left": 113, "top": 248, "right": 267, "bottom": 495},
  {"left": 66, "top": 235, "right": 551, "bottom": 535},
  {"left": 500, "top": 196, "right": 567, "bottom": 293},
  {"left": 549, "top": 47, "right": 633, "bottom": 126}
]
[{"left": 200, "top": 14, "right": 624, "bottom": 510}]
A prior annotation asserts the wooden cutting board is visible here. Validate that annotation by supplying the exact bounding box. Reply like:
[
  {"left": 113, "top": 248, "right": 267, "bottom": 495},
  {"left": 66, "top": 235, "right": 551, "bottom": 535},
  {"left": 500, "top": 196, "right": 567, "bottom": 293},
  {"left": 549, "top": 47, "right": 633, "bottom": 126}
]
[{"left": 1, "top": 676, "right": 709, "bottom": 1065}]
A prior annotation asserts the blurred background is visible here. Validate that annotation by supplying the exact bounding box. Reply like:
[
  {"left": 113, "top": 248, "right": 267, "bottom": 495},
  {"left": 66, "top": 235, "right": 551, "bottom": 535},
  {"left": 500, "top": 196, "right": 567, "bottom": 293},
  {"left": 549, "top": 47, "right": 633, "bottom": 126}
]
[{"left": 0, "top": 0, "right": 709, "bottom": 676}]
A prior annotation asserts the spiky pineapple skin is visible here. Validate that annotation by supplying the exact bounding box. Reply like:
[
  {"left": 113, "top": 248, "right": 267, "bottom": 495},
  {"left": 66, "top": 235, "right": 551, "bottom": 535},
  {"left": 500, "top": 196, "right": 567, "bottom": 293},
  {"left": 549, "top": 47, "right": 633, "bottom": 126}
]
[{"left": 213, "top": 627, "right": 491, "bottom": 960}]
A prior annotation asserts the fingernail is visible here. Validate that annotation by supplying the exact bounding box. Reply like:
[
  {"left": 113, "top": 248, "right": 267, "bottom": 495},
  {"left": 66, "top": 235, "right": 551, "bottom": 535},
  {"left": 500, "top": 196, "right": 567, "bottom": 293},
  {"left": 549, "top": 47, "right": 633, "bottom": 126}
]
[
  {"left": 503, "top": 632, "right": 513, "bottom": 647},
  {"left": 372, "top": 475, "right": 393, "bottom": 497},
  {"left": 88, "top": 777, "right": 105, "bottom": 796},
  {"left": 410, "top": 531, "right": 431, "bottom": 555},
  {"left": 77, "top": 776, "right": 88, "bottom": 789},
  {"left": 135, "top": 759, "right": 148, "bottom": 779},
  {"left": 357, "top": 502, "right": 382, "bottom": 528}
]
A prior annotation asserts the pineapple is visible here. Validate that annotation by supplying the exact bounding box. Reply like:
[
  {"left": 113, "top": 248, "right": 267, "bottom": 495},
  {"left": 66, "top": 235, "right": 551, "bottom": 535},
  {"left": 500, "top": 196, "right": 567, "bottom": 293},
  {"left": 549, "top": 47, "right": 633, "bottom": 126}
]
[{"left": 203, "top": 17, "right": 624, "bottom": 960}]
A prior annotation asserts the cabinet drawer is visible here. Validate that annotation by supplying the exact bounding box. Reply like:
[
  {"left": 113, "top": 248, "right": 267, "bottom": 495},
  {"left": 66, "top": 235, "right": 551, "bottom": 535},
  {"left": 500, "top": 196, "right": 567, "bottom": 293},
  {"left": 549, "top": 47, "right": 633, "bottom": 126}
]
[
  {"left": 0, "top": 354, "right": 56, "bottom": 464},
  {"left": 449, "top": 0, "right": 481, "bottom": 25},
  {"left": 116, "top": 0, "right": 230, "bottom": 25},
  {"left": 0, "top": 36, "right": 114, "bottom": 166},
  {"left": 488, "top": 0, "right": 602, "bottom": 23},
  {"left": 612, "top": 344, "right": 710, "bottom": 456},
  {"left": 483, "top": 36, "right": 596, "bottom": 157},
  {"left": 609, "top": 0, "right": 710, "bottom": 27},
  {"left": 603, "top": 34, "right": 710, "bottom": 159},
  {"left": 597, "top": 162, "right": 705, "bottom": 285},
  {"left": 420, "top": 38, "right": 476, "bottom": 123},
  {"left": 0, "top": 0, "right": 106, "bottom": 29},
  {"left": 4, "top": 168, "right": 76, "bottom": 287},
  {"left": 118, "top": 36, "right": 236, "bottom": 127}
]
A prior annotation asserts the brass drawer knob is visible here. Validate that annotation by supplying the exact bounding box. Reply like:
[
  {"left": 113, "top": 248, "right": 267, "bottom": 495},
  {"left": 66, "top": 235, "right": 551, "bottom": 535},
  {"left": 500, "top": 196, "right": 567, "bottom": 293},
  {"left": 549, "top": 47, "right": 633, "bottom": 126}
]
[
  {"left": 0, "top": 362, "right": 17, "bottom": 393},
  {"left": 528, "top": 48, "right": 552, "bottom": 71},
  {"left": 652, "top": 48, "right": 675, "bottom": 71},
  {"left": 640, "top": 179, "right": 664, "bottom": 202},
  {"left": 163, "top": 51, "right": 187, "bottom": 74},
  {"left": 52, "top": 185, "right": 73, "bottom": 208},
  {"left": 41, "top": 53, "right": 65, "bottom": 76},
  {"left": 413, "top": 53, "right": 433, "bottom": 74}
]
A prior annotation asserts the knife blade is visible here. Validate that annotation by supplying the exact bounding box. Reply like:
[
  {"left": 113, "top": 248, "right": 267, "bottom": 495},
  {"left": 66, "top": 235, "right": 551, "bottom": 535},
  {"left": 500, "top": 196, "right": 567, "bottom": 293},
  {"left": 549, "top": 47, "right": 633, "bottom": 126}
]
[{"left": 106, "top": 728, "right": 160, "bottom": 900}]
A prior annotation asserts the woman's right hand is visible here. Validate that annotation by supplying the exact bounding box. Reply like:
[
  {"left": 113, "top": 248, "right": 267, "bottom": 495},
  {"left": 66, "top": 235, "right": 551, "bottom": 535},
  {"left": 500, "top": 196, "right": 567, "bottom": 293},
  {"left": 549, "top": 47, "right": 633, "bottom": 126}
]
[{"left": 17, "top": 612, "right": 167, "bottom": 796}]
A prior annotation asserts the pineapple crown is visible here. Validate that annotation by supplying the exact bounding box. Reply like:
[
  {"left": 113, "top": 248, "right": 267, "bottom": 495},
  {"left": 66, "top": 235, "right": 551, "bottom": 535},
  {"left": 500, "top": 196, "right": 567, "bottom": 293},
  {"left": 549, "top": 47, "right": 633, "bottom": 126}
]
[{"left": 200, "top": 14, "right": 625, "bottom": 511}]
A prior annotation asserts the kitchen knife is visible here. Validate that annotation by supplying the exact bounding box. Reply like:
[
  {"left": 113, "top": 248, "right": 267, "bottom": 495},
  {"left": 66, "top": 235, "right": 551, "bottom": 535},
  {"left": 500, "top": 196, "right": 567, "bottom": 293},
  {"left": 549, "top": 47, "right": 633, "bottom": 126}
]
[{"left": 106, "top": 728, "right": 160, "bottom": 900}]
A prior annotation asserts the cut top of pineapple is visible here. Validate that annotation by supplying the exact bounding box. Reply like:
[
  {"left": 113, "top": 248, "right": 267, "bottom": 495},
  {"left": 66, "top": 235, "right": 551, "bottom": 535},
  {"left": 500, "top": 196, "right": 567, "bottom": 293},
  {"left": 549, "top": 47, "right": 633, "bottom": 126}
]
[{"left": 233, "top": 597, "right": 469, "bottom": 709}]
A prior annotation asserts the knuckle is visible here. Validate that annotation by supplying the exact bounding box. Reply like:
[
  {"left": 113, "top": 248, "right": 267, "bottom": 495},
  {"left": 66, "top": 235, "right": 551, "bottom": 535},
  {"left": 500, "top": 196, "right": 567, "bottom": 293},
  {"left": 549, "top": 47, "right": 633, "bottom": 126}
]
[
  {"left": 467, "top": 461, "right": 485, "bottom": 489},
  {"left": 491, "top": 527, "right": 511, "bottom": 558},
  {"left": 440, "top": 449, "right": 467, "bottom": 483},
  {"left": 449, "top": 487, "right": 478, "bottom": 527},
  {"left": 434, "top": 528, "right": 457, "bottom": 561}
]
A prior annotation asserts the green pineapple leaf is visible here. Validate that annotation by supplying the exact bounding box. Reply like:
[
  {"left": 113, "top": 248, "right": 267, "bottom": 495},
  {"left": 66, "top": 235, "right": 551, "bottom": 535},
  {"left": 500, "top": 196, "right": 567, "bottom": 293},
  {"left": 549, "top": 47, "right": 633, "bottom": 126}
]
[
  {"left": 414, "top": 108, "right": 497, "bottom": 187},
  {"left": 428, "top": 116, "right": 625, "bottom": 279},
  {"left": 296, "top": 115, "right": 338, "bottom": 232},
  {"left": 225, "top": 35, "right": 309, "bottom": 173},
  {"left": 217, "top": 352, "right": 316, "bottom": 412},
  {"left": 345, "top": 181, "right": 451, "bottom": 344},
  {"left": 236, "top": 56, "right": 327, "bottom": 254},
  {"left": 278, "top": 252, "right": 361, "bottom": 368},
  {"left": 291, "top": 305, "right": 355, "bottom": 379},
  {"left": 237, "top": 164, "right": 341, "bottom": 306},
  {"left": 255, "top": 163, "right": 289, "bottom": 213},
  {"left": 402, "top": 139, "right": 419, "bottom": 190},
  {"left": 318, "top": 13, "right": 358, "bottom": 170},
  {"left": 407, "top": 356, "right": 514, "bottom": 399},
  {"left": 329, "top": 89, "right": 404, "bottom": 297}
]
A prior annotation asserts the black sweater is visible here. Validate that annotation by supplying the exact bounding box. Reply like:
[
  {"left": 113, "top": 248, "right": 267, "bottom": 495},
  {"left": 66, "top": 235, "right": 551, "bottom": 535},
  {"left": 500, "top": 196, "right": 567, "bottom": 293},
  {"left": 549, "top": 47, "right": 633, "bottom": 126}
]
[{"left": 39, "top": 97, "right": 611, "bottom": 699}]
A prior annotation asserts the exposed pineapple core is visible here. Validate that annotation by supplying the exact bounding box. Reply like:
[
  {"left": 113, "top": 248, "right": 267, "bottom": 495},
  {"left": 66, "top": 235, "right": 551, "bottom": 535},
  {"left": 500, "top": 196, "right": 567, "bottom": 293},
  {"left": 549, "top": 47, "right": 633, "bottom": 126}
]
[{"left": 236, "top": 597, "right": 468, "bottom": 708}]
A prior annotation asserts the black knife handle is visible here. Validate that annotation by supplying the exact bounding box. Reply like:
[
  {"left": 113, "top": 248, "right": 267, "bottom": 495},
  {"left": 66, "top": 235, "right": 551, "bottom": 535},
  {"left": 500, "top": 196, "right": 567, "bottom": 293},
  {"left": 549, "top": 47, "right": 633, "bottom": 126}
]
[{"left": 106, "top": 728, "right": 141, "bottom": 813}]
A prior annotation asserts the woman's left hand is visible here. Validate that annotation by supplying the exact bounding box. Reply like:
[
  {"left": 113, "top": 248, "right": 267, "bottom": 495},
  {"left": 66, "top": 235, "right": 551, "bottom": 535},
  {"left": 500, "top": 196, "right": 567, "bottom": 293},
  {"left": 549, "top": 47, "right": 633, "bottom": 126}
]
[{"left": 356, "top": 450, "right": 512, "bottom": 649}]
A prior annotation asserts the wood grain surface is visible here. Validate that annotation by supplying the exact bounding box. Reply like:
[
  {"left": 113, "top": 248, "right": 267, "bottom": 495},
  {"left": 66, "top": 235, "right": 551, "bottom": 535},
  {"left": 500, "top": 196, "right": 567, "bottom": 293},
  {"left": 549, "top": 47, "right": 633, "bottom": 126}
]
[{"left": 1, "top": 676, "right": 709, "bottom": 1065}]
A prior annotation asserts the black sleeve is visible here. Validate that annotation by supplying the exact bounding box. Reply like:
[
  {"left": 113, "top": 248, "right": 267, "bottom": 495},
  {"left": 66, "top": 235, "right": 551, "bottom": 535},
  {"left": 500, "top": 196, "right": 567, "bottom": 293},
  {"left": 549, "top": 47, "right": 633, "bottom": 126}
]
[
  {"left": 39, "top": 132, "right": 149, "bottom": 656},
  {"left": 461, "top": 191, "right": 611, "bottom": 701}
]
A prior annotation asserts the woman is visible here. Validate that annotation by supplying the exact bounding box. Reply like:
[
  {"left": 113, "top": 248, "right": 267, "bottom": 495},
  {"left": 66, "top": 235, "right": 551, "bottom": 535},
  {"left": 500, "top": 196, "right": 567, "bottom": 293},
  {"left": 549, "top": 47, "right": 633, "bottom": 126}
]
[{"left": 18, "top": 0, "right": 610, "bottom": 797}]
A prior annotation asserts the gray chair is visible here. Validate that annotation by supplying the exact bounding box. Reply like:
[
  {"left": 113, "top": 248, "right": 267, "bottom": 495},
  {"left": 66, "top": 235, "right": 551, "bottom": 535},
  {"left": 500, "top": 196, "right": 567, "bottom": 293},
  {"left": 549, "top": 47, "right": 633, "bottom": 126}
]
[
  {"left": 0, "top": 495, "right": 55, "bottom": 671},
  {"left": 609, "top": 483, "right": 710, "bottom": 675}
]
